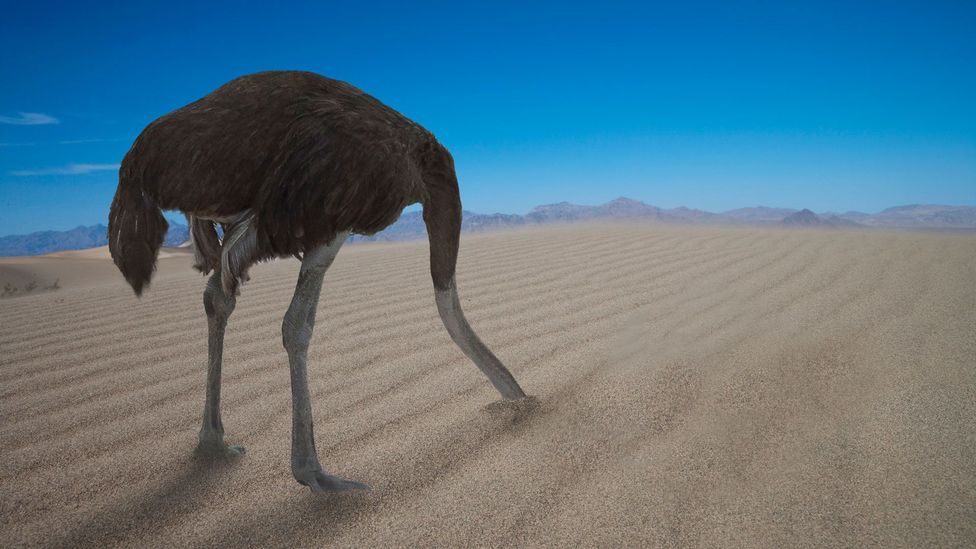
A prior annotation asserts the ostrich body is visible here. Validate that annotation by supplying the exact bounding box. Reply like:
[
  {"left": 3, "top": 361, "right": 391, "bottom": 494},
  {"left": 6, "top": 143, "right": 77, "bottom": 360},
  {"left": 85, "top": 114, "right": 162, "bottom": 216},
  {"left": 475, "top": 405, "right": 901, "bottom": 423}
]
[{"left": 108, "top": 71, "right": 527, "bottom": 492}]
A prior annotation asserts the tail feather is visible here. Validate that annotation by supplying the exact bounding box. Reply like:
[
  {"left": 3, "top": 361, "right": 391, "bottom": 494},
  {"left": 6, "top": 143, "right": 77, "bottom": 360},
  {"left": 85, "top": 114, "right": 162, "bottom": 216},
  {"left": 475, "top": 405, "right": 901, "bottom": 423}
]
[{"left": 108, "top": 171, "right": 167, "bottom": 296}]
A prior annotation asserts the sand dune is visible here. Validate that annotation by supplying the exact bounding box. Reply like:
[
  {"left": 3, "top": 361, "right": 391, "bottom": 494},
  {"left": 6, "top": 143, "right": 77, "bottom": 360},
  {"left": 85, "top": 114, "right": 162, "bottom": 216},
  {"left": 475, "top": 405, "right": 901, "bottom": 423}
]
[
  {"left": 0, "top": 246, "right": 193, "bottom": 294},
  {"left": 1, "top": 223, "right": 974, "bottom": 547}
]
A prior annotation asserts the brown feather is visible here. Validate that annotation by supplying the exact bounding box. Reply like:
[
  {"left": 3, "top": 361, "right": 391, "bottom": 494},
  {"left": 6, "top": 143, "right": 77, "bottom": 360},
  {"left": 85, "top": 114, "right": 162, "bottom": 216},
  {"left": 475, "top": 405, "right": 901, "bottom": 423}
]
[{"left": 111, "top": 70, "right": 462, "bottom": 295}]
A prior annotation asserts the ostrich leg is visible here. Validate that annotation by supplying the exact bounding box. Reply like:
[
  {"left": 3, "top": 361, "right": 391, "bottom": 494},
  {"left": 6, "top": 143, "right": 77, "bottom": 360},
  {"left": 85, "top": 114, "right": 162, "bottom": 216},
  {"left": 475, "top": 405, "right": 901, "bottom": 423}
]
[
  {"left": 195, "top": 269, "right": 245, "bottom": 457},
  {"left": 282, "top": 231, "right": 367, "bottom": 492}
]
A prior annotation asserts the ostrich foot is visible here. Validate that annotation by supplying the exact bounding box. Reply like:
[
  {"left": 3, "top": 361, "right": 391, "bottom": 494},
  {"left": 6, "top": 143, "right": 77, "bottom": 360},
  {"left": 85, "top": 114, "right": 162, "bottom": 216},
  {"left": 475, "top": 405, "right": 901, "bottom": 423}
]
[
  {"left": 194, "top": 441, "right": 246, "bottom": 459},
  {"left": 294, "top": 468, "right": 370, "bottom": 493}
]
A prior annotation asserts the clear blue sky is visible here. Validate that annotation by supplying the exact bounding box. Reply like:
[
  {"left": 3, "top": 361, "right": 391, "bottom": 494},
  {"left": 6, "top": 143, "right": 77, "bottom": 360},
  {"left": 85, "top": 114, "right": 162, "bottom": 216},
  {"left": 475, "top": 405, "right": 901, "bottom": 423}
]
[{"left": 1, "top": 0, "right": 974, "bottom": 235}]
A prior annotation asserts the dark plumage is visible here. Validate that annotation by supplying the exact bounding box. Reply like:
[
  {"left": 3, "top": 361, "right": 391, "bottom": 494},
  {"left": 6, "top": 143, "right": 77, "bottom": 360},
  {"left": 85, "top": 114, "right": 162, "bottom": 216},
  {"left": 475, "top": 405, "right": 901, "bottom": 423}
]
[
  {"left": 109, "top": 70, "right": 452, "bottom": 292},
  {"left": 107, "top": 71, "right": 528, "bottom": 492}
]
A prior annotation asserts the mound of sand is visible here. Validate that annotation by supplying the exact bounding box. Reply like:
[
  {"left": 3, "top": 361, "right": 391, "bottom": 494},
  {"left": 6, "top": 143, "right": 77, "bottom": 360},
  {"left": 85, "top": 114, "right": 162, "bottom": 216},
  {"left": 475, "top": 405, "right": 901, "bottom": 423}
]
[
  {"left": 0, "top": 246, "right": 194, "bottom": 295},
  {"left": 1, "top": 224, "right": 974, "bottom": 547}
]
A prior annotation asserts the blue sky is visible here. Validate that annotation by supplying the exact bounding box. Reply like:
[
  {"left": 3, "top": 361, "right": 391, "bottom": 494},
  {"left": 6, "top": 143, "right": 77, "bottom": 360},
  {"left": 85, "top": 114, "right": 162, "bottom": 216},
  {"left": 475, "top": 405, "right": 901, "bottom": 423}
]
[{"left": 1, "top": 0, "right": 974, "bottom": 235}]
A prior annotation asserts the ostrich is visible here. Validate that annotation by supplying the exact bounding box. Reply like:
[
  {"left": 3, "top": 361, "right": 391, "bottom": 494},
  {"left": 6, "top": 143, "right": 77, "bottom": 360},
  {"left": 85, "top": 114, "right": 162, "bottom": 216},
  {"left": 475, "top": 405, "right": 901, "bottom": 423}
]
[{"left": 108, "top": 70, "right": 528, "bottom": 492}]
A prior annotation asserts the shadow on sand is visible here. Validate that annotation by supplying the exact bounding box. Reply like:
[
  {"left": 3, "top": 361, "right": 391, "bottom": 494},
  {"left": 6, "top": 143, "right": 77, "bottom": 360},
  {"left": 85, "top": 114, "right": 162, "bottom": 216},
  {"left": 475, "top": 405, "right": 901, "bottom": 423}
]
[
  {"left": 203, "top": 397, "right": 546, "bottom": 546},
  {"left": 52, "top": 455, "right": 242, "bottom": 547},
  {"left": 52, "top": 397, "right": 546, "bottom": 547}
]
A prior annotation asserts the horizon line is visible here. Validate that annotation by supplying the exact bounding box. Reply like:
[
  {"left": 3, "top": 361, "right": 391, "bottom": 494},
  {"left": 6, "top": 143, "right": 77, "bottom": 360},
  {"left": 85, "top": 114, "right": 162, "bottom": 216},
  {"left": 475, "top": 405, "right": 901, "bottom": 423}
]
[{"left": 2, "top": 198, "right": 975, "bottom": 239}]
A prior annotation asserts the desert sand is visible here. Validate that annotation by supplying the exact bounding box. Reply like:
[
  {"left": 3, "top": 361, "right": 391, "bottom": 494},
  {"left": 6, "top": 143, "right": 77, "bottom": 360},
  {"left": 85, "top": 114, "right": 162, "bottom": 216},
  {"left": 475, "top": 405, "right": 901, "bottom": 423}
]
[
  {"left": 1, "top": 223, "right": 974, "bottom": 547},
  {"left": 0, "top": 246, "right": 193, "bottom": 293}
]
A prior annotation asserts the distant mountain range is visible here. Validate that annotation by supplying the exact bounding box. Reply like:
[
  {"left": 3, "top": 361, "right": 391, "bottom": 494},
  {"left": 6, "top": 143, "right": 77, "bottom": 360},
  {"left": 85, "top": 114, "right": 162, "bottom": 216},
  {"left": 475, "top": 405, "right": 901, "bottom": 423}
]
[
  {"left": 349, "top": 199, "right": 976, "bottom": 243},
  {"left": 0, "top": 223, "right": 189, "bottom": 256},
  {"left": 2, "top": 198, "right": 974, "bottom": 256}
]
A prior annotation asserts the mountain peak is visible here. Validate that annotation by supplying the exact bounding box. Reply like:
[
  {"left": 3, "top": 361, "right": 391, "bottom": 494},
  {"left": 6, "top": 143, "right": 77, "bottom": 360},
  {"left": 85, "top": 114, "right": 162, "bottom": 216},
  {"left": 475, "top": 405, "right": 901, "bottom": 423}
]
[{"left": 782, "top": 209, "right": 829, "bottom": 226}]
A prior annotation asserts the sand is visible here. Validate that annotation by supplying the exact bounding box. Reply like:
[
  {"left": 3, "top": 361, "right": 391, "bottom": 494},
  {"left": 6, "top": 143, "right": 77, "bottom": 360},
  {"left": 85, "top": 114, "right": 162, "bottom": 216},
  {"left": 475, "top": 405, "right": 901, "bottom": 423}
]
[
  {"left": 1, "top": 223, "right": 974, "bottom": 547},
  {"left": 0, "top": 246, "right": 192, "bottom": 293}
]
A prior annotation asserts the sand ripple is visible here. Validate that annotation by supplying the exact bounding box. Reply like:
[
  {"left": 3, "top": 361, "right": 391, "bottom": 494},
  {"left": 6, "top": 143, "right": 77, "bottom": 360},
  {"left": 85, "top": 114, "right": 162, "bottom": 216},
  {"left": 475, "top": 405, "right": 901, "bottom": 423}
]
[{"left": 1, "top": 224, "right": 974, "bottom": 547}]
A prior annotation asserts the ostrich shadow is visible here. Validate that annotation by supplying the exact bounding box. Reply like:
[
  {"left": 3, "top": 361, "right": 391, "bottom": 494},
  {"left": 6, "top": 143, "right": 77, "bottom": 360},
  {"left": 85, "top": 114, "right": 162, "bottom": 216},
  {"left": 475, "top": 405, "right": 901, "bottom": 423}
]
[
  {"left": 208, "top": 397, "right": 545, "bottom": 546},
  {"left": 53, "top": 456, "right": 243, "bottom": 547}
]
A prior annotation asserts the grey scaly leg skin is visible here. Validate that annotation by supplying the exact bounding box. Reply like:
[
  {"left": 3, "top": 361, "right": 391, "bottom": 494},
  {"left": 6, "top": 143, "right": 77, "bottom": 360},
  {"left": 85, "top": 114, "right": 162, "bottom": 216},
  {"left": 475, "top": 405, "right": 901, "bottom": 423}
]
[
  {"left": 435, "top": 276, "right": 527, "bottom": 400},
  {"left": 195, "top": 270, "right": 245, "bottom": 458},
  {"left": 282, "top": 231, "right": 368, "bottom": 492}
]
